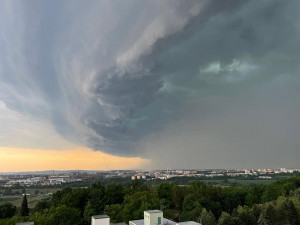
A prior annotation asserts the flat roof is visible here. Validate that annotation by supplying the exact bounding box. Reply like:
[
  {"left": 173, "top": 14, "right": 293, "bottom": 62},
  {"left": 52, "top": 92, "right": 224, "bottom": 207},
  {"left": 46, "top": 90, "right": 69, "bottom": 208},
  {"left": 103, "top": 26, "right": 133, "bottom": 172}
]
[
  {"left": 164, "top": 218, "right": 176, "bottom": 225},
  {"left": 130, "top": 218, "right": 176, "bottom": 225},
  {"left": 112, "top": 223, "right": 127, "bottom": 225},
  {"left": 176, "top": 222, "right": 200, "bottom": 225},
  {"left": 130, "top": 219, "right": 144, "bottom": 225},
  {"left": 92, "top": 215, "right": 110, "bottom": 219},
  {"left": 145, "top": 210, "right": 163, "bottom": 214}
]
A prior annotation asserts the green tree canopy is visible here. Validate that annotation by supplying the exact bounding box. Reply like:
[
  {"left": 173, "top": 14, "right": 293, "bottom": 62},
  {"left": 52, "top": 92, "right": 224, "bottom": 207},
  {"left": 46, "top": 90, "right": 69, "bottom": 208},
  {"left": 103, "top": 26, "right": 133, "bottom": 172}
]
[
  {"left": 201, "top": 209, "right": 216, "bottom": 225},
  {"left": 20, "top": 195, "right": 29, "bottom": 217},
  {"left": 0, "top": 203, "right": 17, "bottom": 219}
]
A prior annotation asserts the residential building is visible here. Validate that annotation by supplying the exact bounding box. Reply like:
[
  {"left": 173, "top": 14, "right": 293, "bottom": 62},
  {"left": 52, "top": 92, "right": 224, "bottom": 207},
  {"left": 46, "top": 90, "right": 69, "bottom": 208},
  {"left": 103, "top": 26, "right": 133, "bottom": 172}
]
[{"left": 92, "top": 210, "right": 202, "bottom": 225}]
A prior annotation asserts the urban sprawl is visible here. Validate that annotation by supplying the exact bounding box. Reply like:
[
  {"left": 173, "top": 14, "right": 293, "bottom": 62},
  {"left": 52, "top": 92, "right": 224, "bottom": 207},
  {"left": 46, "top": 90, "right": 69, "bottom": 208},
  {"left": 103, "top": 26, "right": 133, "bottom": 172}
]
[{"left": 0, "top": 168, "right": 299, "bottom": 187}]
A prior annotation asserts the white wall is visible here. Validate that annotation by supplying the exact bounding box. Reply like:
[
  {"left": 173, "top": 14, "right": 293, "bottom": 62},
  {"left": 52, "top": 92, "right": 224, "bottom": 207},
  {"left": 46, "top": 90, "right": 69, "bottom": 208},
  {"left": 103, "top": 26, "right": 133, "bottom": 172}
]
[
  {"left": 144, "top": 211, "right": 163, "bottom": 225},
  {"left": 91, "top": 217, "right": 110, "bottom": 225}
]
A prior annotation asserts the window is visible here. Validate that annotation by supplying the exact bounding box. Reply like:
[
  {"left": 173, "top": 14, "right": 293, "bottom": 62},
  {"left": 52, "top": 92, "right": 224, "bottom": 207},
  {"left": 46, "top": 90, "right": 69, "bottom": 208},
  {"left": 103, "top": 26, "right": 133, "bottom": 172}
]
[{"left": 158, "top": 217, "right": 161, "bottom": 225}]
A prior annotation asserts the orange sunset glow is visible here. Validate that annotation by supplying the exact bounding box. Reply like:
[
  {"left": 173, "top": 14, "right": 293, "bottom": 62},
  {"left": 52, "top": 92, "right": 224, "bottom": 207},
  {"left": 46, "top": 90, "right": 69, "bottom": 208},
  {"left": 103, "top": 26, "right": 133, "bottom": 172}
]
[{"left": 0, "top": 147, "right": 149, "bottom": 172}]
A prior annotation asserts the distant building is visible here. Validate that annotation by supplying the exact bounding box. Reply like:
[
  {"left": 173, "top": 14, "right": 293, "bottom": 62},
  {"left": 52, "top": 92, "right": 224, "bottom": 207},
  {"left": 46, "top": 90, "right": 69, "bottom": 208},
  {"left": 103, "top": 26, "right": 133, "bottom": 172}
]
[
  {"left": 244, "top": 169, "right": 250, "bottom": 174},
  {"left": 259, "top": 176, "right": 272, "bottom": 179}
]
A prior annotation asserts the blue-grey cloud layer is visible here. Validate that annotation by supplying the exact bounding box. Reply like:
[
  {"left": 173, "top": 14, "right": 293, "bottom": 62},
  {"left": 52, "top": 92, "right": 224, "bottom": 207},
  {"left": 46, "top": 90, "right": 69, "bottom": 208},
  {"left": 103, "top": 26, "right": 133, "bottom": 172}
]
[{"left": 0, "top": 0, "right": 299, "bottom": 167}]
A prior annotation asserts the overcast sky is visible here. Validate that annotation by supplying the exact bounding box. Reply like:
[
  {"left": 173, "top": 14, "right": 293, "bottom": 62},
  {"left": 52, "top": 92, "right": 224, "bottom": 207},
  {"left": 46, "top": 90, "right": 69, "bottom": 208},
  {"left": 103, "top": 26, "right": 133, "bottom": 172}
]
[{"left": 0, "top": 0, "right": 299, "bottom": 169}]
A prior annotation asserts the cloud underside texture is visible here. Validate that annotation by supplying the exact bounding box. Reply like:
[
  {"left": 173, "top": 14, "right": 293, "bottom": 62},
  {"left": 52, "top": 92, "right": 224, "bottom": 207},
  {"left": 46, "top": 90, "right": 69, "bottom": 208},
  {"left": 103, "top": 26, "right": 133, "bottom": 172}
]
[{"left": 0, "top": 0, "right": 299, "bottom": 168}]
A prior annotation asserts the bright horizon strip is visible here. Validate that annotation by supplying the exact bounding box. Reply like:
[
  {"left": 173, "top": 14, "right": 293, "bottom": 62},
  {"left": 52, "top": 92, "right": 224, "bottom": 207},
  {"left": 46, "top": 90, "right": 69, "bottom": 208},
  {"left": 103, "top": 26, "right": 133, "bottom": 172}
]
[{"left": 0, "top": 147, "right": 150, "bottom": 172}]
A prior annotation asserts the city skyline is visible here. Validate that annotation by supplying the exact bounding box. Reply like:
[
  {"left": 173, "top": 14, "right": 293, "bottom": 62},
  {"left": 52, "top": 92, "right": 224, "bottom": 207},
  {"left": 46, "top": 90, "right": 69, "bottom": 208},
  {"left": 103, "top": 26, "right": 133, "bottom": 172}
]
[{"left": 0, "top": 0, "right": 299, "bottom": 171}]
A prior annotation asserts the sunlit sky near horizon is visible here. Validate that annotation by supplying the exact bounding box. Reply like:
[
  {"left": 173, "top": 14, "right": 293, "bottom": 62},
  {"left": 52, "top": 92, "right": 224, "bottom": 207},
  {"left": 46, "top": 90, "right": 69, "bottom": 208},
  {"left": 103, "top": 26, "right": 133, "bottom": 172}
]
[{"left": 0, "top": 0, "right": 299, "bottom": 171}]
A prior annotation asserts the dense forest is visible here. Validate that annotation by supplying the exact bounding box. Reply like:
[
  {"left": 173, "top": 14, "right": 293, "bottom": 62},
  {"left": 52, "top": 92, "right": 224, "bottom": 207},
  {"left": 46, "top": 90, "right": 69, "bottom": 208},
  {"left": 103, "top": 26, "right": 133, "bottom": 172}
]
[{"left": 0, "top": 175, "right": 299, "bottom": 225}]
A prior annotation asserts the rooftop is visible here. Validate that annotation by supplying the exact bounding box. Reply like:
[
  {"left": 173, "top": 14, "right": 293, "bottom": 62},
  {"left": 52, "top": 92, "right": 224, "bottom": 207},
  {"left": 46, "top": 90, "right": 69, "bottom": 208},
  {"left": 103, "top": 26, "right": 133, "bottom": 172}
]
[
  {"left": 177, "top": 222, "right": 200, "bottom": 225},
  {"left": 92, "top": 215, "right": 110, "bottom": 219},
  {"left": 130, "top": 219, "right": 144, "bottom": 225},
  {"left": 130, "top": 218, "right": 176, "bottom": 225},
  {"left": 112, "top": 223, "right": 127, "bottom": 225},
  {"left": 145, "top": 210, "right": 162, "bottom": 214}
]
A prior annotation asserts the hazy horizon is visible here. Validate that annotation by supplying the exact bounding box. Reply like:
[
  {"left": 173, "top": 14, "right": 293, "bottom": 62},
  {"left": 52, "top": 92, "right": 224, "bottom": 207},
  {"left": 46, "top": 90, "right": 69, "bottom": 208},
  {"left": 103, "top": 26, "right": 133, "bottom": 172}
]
[
  {"left": 0, "top": 0, "right": 299, "bottom": 171},
  {"left": 1, "top": 167, "right": 299, "bottom": 174}
]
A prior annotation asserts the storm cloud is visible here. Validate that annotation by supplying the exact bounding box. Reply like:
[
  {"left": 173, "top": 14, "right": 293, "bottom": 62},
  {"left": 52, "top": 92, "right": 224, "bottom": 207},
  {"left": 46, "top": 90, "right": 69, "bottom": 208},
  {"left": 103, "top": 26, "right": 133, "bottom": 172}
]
[{"left": 0, "top": 0, "right": 299, "bottom": 168}]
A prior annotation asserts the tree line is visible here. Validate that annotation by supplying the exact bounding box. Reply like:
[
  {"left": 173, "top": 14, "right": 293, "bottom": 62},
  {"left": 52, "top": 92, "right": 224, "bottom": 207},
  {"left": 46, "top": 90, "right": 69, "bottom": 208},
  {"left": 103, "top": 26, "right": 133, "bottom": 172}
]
[{"left": 0, "top": 175, "right": 299, "bottom": 225}]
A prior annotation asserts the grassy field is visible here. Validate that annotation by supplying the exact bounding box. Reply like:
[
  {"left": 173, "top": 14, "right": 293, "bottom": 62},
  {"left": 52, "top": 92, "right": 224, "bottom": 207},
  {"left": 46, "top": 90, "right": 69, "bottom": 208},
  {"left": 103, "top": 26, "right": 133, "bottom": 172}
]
[
  {"left": 7, "top": 194, "right": 51, "bottom": 208},
  {"left": 189, "top": 179, "right": 275, "bottom": 186},
  {"left": 0, "top": 188, "right": 60, "bottom": 208},
  {"left": 226, "top": 179, "right": 274, "bottom": 185}
]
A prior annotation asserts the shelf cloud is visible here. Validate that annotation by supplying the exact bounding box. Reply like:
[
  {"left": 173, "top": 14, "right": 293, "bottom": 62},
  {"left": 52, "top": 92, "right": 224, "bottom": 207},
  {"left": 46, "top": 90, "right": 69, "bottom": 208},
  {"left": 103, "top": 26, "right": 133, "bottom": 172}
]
[{"left": 0, "top": 0, "right": 299, "bottom": 168}]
